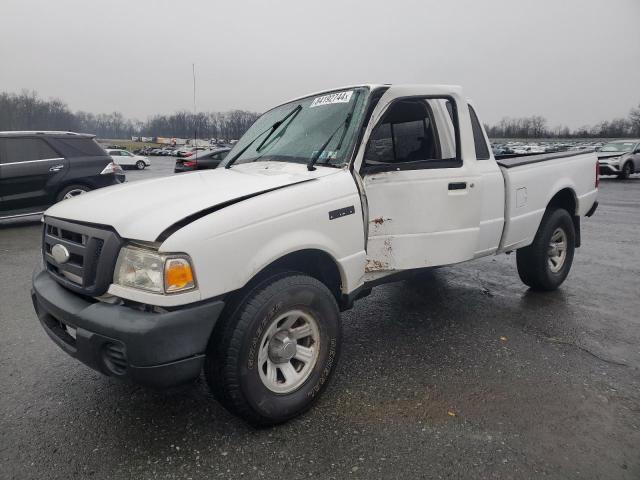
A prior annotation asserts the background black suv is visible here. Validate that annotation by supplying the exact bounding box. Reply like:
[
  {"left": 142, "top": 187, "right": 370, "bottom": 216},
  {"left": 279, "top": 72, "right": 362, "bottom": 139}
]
[{"left": 0, "top": 131, "right": 125, "bottom": 220}]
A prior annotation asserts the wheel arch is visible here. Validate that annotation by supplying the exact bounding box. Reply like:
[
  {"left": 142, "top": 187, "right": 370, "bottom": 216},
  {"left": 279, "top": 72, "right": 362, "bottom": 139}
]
[
  {"left": 546, "top": 187, "right": 580, "bottom": 247},
  {"left": 247, "top": 248, "right": 344, "bottom": 303},
  {"left": 623, "top": 159, "right": 634, "bottom": 173},
  {"left": 547, "top": 187, "right": 577, "bottom": 215},
  {"left": 211, "top": 248, "right": 347, "bottom": 347}
]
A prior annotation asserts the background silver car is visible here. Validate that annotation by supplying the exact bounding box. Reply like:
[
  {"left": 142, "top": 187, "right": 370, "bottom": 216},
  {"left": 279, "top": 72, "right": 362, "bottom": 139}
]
[{"left": 597, "top": 139, "right": 640, "bottom": 179}]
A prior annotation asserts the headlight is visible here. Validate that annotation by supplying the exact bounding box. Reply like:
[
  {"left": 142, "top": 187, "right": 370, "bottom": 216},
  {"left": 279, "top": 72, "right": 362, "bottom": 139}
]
[{"left": 114, "top": 245, "right": 196, "bottom": 294}]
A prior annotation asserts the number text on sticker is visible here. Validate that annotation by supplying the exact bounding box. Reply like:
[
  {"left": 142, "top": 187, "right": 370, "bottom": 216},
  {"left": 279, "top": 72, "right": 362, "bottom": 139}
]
[{"left": 310, "top": 91, "right": 353, "bottom": 108}]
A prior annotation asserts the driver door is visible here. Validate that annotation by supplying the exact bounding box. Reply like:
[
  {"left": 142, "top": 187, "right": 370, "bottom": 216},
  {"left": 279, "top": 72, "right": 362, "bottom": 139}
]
[{"left": 359, "top": 95, "right": 482, "bottom": 278}]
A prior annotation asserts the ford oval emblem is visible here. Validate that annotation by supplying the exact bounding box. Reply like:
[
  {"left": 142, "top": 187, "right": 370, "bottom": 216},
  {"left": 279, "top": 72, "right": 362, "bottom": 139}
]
[{"left": 51, "top": 244, "right": 70, "bottom": 264}]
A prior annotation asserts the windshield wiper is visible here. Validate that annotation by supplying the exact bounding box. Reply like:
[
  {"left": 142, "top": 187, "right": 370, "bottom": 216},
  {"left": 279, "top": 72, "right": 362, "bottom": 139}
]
[
  {"left": 225, "top": 104, "right": 302, "bottom": 169},
  {"left": 256, "top": 104, "right": 302, "bottom": 152},
  {"left": 307, "top": 91, "right": 361, "bottom": 171}
]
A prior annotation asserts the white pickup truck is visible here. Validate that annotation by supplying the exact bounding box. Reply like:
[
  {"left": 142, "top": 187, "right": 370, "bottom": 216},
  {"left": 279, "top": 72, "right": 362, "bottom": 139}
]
[{"left": 32, "top": 84, "right": 599, "bottom": 425}]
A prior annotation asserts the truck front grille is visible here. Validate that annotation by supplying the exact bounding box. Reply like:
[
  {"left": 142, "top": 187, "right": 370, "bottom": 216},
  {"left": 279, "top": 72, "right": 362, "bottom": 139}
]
[{"left": 43, "top": 217, "right": 122, "bottom": 297}]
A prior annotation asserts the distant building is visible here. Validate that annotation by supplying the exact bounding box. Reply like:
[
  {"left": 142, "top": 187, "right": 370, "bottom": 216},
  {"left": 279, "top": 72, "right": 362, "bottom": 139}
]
[{"left": 186, "top": 138, "right": 209, "bottom": 147}]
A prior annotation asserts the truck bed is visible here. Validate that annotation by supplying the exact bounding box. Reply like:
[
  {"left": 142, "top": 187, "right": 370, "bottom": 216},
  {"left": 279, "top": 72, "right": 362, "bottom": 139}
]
[
  {"left": 496, "top": 149, "right": 598, "bottom": 253},
  {"left": 496, "top": 150, "right": 594, "bottom": 168}
]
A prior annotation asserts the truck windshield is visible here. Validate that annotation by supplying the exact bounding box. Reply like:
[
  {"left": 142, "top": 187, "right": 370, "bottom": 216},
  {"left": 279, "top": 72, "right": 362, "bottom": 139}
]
[
  {"left": 600, "top": 142, "right": 635, "bottom": 153},
  {"left": 222, "top": 87, "right": 369, "bottom": 168}
]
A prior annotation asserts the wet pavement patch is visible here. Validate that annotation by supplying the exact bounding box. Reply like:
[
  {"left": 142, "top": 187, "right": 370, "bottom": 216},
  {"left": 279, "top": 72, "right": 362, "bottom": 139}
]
[{"left": 1, "top": 175, "right": 639, "bottom": 479}]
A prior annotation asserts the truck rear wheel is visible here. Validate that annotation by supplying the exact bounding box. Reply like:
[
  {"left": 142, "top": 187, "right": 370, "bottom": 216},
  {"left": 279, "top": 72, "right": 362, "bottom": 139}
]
[
  {"left": 516, "top": 208, "right": 575, "bottom": 291},
  {"left": 205, "top": 272, "right": 341, "bottom": 426}
]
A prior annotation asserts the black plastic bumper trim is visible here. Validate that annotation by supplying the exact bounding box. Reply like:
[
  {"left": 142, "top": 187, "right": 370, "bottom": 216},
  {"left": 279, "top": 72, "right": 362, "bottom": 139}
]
[{"left": 32, "top": 268, "right": 225, "bottom": 388}]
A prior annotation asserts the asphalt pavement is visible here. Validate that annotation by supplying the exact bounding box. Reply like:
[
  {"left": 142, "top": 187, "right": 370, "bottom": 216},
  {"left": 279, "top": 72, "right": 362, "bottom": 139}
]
[{"left": 1, "top": 160, "right": 639, "bottom": 479}]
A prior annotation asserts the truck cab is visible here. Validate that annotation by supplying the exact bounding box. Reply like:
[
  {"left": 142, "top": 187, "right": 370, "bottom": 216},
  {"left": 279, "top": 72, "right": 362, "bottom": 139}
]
[{"left": 31, "top": 84, "right": 598, "bottom": 425}]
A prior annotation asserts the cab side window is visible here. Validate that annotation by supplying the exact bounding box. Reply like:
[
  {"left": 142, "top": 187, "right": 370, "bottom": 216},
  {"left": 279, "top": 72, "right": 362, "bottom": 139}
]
[{"left": 364, "top": 98, "right": 459, "bottom": 172}]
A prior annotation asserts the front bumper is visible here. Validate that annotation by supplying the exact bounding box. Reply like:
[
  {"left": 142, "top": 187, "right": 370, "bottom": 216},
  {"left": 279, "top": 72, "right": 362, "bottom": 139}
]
[
  {"left": 598, "top": 160, "right": 621, "bottom": 175},
  {"left": 31, "top": 269, "right": 224, "bottom": 388}
]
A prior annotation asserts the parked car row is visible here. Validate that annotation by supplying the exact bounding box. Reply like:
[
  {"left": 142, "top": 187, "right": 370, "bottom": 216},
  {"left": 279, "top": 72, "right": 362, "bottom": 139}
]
[
  {"left": 491, "top": 139, "right": 640, "bottom": 179},
  {"left": 491, "top": 140, "right": 606, "bottom": 156},
  {"left": 143, "top": 147, "right": 180, "bottom": 156},
  {"left": 136, "top": 143, "right": 233, "bottom": 157},
  {"left": 140, "top": 146, "right": 212, "bottom": 157}
]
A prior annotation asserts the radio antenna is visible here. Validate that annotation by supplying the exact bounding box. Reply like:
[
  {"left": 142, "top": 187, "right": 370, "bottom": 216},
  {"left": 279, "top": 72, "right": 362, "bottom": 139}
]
[{"left": 192, "top": 63, "right": 197, "bottom": 147}]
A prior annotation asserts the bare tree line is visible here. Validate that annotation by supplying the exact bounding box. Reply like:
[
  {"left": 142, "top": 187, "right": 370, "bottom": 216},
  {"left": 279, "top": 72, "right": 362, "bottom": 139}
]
[
  {"left": 485, "top": 103, "right": 640, "bottom": 138},
  {"left": 2, "top": 90, "right": 639, "bottom": 140},
  {"left": 0, "top": 90, "right": 260, "bottom": 140}
]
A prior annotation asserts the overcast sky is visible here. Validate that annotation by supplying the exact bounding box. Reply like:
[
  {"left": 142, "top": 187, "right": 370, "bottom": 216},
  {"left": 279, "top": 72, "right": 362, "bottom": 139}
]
[{"left": 1, "top": 0, "right": 639, "bottom": 127}]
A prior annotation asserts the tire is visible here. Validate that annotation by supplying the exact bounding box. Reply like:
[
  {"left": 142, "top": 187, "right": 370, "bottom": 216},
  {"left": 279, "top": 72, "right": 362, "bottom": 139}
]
[
  {"left": 205, "top": 272, "right": 341, "bottom": 426},
  {"left": 617, "top": 161, "right": 632, "bottom": 179},
  {"left": 516, "top": 208, "right": 575, "bottom": 291},
  {"left": 56, "top": 184, "right": 90, "bottom": 202},
  {"left": 136, "top": 160, "right": 146, "bottom": 170}
]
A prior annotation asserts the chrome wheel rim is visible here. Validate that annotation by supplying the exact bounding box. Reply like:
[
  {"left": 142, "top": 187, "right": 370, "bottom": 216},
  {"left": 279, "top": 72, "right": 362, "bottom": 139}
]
[
  {"left": 63, "top": 188, "right": 87, "bottom": 200},
  {"left": 257, "top": 309, "right": 320, "bottom": 394},
  {"left": 137, "top": 161, "right": 145, "bottom": 169},
  {"left": 547, "top": 227, "right": 567, "bottom": 273}
]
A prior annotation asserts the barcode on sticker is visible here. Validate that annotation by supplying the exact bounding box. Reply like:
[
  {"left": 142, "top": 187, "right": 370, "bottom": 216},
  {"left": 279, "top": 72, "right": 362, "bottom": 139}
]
[{"left": 310, "top": 91, "right": 353, "bottom": 108}]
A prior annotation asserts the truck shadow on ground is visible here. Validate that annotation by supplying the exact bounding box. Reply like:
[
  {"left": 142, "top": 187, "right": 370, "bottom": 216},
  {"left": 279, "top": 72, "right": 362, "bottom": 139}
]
[{"left": 48, "top": 267, "right": 581, "bottom": 438}]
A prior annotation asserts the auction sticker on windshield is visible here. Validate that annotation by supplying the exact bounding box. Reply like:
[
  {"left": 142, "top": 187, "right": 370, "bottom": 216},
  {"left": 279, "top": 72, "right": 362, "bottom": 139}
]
[{"left": 310, "top": 91, "right": 353, "bottom": 108}]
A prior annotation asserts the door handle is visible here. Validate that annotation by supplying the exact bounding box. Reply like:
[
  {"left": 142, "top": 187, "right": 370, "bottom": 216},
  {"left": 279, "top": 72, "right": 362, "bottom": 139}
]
[
  {"left": 448, "top": 182, "right": 467, "bottom": 191},
  {"left": 49, "top": 165, "right": 64, "bottom": 172}
]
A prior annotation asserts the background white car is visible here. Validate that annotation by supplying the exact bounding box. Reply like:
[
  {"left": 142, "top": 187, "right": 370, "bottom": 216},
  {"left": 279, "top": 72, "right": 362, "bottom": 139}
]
[{"left": 105, "top": 149, "right": 151, "bottom": 170}]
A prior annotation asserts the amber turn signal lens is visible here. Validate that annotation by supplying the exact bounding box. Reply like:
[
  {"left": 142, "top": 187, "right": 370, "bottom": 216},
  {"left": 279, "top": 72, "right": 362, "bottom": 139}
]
[{"left": 164, "top": 258, "right": 195, "bottom": 293}]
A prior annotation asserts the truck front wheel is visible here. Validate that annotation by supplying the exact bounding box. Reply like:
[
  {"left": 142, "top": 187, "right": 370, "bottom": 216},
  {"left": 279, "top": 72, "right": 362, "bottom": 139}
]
[
  {"left": 205, "top": 272, "right": 341, "bottom": 425},
  {"left": 516, "top": 208, "right": 575, "bottom": 291}
]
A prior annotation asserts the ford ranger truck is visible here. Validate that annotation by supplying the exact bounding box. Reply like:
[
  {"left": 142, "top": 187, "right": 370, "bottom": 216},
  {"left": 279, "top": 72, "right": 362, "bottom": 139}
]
[{"left": 32, "top": 85, "right": 599, "bottom": 425}]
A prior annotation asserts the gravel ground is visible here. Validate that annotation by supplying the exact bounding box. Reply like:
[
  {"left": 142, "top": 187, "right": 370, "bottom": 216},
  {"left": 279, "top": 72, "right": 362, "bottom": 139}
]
[{"left": 1, "top": 161, "right": 639, "bottom": 479}]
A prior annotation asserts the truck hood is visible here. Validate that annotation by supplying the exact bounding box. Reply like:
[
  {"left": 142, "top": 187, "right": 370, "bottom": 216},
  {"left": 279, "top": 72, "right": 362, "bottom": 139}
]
[{"left": 45, "top": 162, "right": 339, "bottom": 241}]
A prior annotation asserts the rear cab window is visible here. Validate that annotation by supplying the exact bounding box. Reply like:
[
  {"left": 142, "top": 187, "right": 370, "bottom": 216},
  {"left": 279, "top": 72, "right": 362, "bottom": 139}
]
[{"left": 468, "top": 106, "right": 491, "bottom": 160}]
